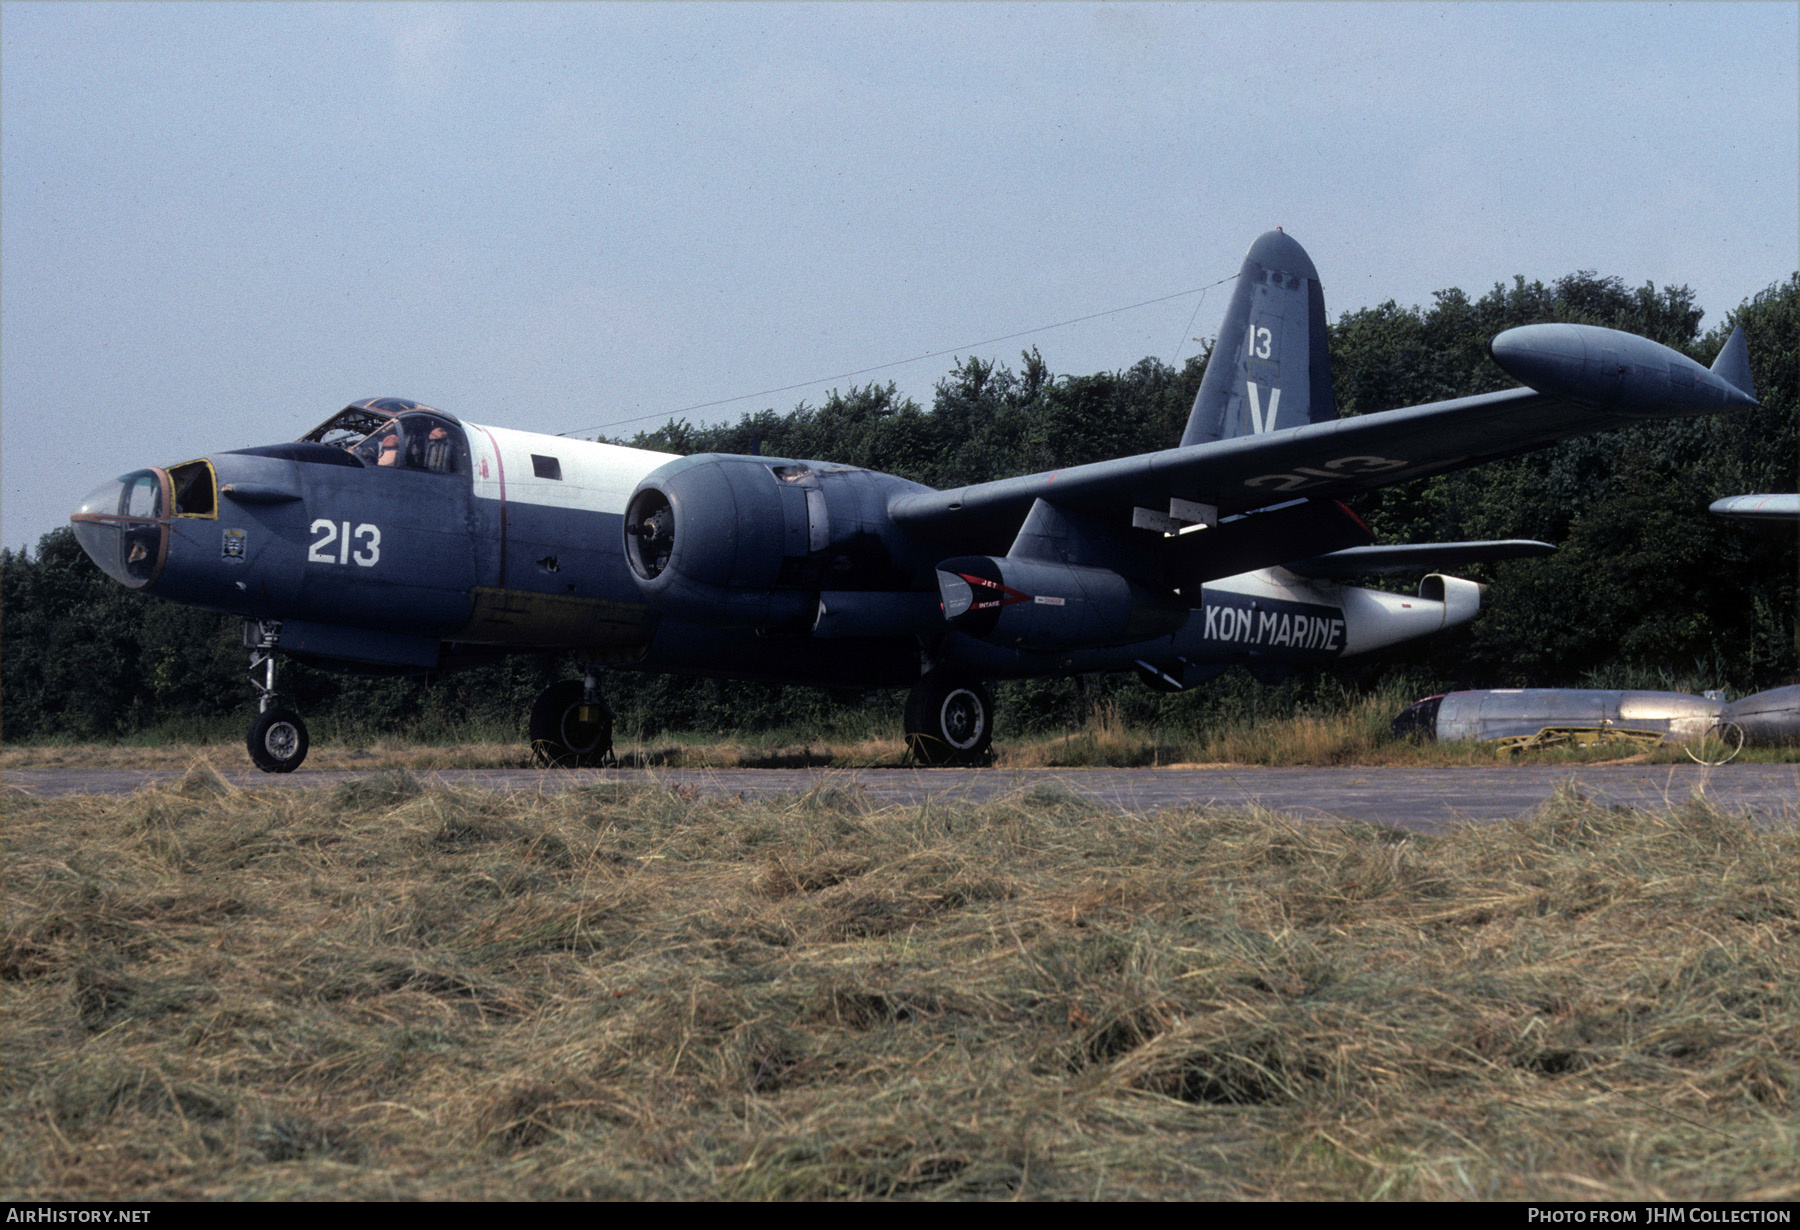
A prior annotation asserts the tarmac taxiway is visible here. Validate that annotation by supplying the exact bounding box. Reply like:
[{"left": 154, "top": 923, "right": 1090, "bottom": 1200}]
[{"left": 6, "top": 763, "right": 1796, "bottom": 833}]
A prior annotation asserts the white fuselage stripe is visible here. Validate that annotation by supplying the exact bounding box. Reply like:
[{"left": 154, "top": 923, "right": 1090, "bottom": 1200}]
[{"left": 464, "top": 421, "right": 678, "bottom": 514}]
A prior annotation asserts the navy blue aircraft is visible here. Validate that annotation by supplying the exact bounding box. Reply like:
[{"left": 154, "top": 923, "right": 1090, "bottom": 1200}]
[{"left": 70, "top": 230, "right": 1759, "bottom": 771}]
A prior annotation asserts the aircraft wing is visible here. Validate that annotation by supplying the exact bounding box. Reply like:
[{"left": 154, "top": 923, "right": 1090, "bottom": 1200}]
[
  {"left": 1709, "top": 494, "right": 1799, "bottom": 523},
  {"left": 1282, "top": 539, "right": 1555, "bottom": 579},
  {"left": 889, "top": 323, "right": 1759, "bottom": 555}
]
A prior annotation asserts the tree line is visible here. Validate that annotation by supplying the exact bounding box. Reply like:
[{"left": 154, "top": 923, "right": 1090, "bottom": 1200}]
[{"left": 4, "top": 269, "right": 1793, "bottom": 744}]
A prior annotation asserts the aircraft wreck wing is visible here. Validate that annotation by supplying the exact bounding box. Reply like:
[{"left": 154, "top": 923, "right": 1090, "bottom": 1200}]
[
  {"left": 1282, "top": 539, "right": 1556, "bottom": 579},
  {"left": 1709, "top": 493, "right": 1799, "bottom": 523},
  {"left": 888, "top": 323, "right": 1759, "bottom": 554}
]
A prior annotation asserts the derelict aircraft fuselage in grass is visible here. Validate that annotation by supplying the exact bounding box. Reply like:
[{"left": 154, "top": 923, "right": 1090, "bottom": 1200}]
[{"left": 71, "top": 231, "right": 1759, "bottom": 771}]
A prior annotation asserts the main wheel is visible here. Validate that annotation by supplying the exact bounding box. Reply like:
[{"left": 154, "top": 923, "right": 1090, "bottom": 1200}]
[
  {"left": 904, "top": 675, "right": 995, "bottom": 766},
  {"left": 529, "top": 679, "right": 613, "bottom": 767},
  {"left": 247, "top": 707, "right": 309, "bottom": 773}
]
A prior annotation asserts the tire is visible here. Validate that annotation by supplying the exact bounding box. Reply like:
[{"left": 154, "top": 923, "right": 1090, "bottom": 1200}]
[
  {"left": 529, "top": 679, "right": 613, "bottom": 767},
  {"left": 247, "top": 707, "right": 309, "bottom": 773},
  {"left": 904, "top": 675, "right": 995, "bottom": 766}
]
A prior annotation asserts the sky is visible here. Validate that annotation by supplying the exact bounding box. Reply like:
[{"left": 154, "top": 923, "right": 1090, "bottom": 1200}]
[{"left": 4, "top": 1, "right": 1797, "bottom": 552}]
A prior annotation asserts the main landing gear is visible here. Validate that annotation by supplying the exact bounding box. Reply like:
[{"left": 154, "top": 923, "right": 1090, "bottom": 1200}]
[
  {"left": 530, "top": 670, "right": 614, "bottom": 767},
  {"left": 904, "top": 672, "right": 995, "bottom": 767},
  {"left": 245, "top": 620, "right": 309, "bottom": 773}
]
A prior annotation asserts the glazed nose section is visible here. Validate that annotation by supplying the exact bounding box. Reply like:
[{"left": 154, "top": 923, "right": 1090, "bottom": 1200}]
[{"left": 70, "top": 469, "right": 168, "bottom": 588}]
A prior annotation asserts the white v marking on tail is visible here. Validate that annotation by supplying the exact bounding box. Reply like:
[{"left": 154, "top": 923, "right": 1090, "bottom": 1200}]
[{"left": 1246, "top": 383, "right": 1281, "bottom": 434}]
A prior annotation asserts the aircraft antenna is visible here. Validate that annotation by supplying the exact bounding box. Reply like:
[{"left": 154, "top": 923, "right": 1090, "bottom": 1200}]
[
  {"left": 1165, "top": 281, "right": 1220, "bottom": 371},
  {"left": 558, "top": 272, "right": 1240, "bottom": 440}
]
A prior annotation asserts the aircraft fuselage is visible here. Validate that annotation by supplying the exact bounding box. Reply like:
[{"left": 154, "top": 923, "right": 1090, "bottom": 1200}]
[{"left": 72, "top": 407, "right": 1473, "bottom": 694}]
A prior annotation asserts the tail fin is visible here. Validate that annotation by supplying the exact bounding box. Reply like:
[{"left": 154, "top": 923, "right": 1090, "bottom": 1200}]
[
  {"left": 1180, "top": 229, "right": 1336, "bottom": 447},
  {"left": 1709, "top": 324, "right": 1756, "bottom": 403}
]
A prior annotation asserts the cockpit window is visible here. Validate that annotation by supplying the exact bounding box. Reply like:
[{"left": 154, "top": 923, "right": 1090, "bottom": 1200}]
[
  {"left": 298, "top": 398, "right": 460, "bottom": 449},
  {"left": 125, "top": 472, "right": 162, "bottom": 518},
  {"left": 168, "top": 460, "right": 217, "bottom": 517},
  {"left": 350, "top": 412, "right": 468, "bottom": 475}
]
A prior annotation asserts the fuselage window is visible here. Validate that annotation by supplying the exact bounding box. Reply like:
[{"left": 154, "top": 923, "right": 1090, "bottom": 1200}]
[{"left": 531, "top": 454, "right": 563, "bottom": 481}]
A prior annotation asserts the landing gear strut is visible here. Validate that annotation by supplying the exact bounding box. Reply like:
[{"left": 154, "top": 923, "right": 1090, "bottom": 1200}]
[
  {"left": 245, "top": 620, "right": 309, "bottom": 773},
  {"left": 530, "top": 670, "right": 613, "bottom": 767},
  {"left": 904, "top": 673, "right": 995, "bottom": 766}
]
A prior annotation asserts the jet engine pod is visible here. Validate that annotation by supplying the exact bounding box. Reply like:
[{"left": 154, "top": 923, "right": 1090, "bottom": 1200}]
[
  {"left": 623, "top": 454, "right": 815, "bottom": 628},
  {"left": 1418, "top": 573, "right": 1480, "bottom": 627},
  {"left": 1335, "top": 572, "right": 1483, "bottom": 656},
  {"left": 936, "top": 555, "right": 1186, "bottom": 650}
]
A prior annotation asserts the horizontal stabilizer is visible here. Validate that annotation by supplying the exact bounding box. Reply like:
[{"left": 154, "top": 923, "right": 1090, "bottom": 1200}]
[{"left": 1283, "top": 539, "right": 1554, "bottom": 579}]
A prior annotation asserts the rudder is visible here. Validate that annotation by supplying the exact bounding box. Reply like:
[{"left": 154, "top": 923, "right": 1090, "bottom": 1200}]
[{"left": 1181, "top": 229, "right": 1336, "bottom": 447}]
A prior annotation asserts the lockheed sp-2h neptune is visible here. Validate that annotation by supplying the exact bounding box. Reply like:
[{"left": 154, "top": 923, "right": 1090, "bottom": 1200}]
[{"left": 70, "top": 230, "right": 1760, "bottom": 771}]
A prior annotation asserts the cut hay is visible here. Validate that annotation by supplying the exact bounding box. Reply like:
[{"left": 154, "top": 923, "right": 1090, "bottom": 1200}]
[{"left": 2, "top": 777, "right": 1792, "bottom": 1200}]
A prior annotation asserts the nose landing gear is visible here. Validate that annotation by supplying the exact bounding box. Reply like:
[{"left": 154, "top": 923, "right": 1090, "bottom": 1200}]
[
  {"left": 245, "top": 620, "right": 309, "bottom": 773},
  {"left": 529, "top": 669, "right": 614, "bottom": 767},
  {"left": 248, "top": 707, "right": 309, "bottom": 773}
]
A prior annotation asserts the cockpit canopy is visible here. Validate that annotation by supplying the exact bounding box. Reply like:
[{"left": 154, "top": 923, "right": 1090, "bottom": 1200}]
[{"left": 300, "top": 399, "right": 468, "bottom": 475}]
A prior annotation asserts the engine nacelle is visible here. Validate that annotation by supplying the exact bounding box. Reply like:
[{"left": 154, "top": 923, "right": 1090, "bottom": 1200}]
[
  {"left": 936, "top": 555, "right": 1186, "bottom": 650},
  {"left": 623, "top": 454, "right": 931, "bottom": 630},
  {"left": 1419, "top": 573, "right": 1481, "bottom": 626},
  {"left": 1337, "top": 572, "right": 1481, "bottom": 655}
]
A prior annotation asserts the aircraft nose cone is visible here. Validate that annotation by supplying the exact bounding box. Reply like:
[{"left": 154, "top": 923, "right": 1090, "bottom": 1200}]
[{"left": 70, "top": 469, "right": 167, "bottom": 588}]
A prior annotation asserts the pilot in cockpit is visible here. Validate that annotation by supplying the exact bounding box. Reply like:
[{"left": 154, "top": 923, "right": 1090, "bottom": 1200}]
[
  {"left": 420, "top": 425, "right": 452, "bottom": 473},
  {"left": 352, "top": 420, "right": 403, "bottom": 468},
  {"left": 353, "top": 416, "right": 460, "bottom": 473}
]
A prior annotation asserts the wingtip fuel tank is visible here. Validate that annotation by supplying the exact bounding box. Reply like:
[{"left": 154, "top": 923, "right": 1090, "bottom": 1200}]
[{"left": 1488, "top": 322, "right": 1760, "bottom": 416}]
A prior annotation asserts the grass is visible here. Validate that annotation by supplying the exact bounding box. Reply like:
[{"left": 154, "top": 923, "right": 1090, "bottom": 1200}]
[{"left": 2, "top": 770, "right": 1793, "bottom": 1200}]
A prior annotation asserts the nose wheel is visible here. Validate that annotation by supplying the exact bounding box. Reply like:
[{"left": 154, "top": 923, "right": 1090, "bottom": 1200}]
[
  {"left": 529, "top": 674, "right": 614, "bottom": 767},
  {"left": 248, "top": 707, "right": 310, "bottom": 773},
  {"left": 904, "top": 673, "right": 995, "bottom": 766},
  {"left": 244, "top": 620, "right": 309, "bottom": 773}
]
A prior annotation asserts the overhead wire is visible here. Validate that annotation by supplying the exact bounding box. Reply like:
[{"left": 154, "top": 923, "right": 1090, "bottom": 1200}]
[
  {"left": 1166, "top": 281, "right": 1216, "bottom": 370},
  {"left": 557, "top": 272, "right": 1239, "bottom": 440}
]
